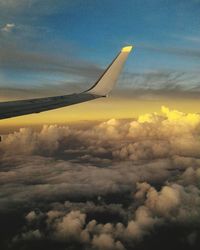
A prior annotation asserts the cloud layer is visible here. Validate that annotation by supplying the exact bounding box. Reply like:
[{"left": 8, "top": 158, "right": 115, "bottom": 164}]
[{"left": 1, "top": 106, "right": 200, "bottom": 249}]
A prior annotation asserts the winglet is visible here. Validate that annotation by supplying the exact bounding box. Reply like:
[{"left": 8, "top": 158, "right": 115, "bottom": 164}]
[
  {"left": 121, "top": 45, "right": 133, "bottom": 53},
  {"left": 85, "top": 45, "right": 133, "bottom": 96}
]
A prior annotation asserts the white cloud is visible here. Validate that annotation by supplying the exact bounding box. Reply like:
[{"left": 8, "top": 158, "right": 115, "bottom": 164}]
[{"left": 1, "top": 23, "right": 15, "bottom": 32}]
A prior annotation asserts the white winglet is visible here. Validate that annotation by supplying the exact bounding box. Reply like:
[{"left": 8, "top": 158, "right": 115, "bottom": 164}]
[{"left": 86, "top": 45, "right": 133, "bottom": 96}]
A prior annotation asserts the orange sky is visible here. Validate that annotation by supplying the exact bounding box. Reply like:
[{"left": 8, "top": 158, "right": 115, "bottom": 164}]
[{"left": 1, "top": 97, "right": 200, "bottom": 128}]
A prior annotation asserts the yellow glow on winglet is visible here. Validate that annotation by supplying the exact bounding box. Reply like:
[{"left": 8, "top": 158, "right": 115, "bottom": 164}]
[{"left": 121, "top": 45, "right": 133, "bottom": 53}]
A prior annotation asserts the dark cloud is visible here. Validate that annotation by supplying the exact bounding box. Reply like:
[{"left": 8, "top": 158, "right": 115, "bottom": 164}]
[
  {"left": 2, "top": 68, "right": 200, "bottom": 101},
  {"left": 114, "top": 70, "right": 200, "bottom": 100},
  {"left": 0, "top": 0, "right": 83, "bottom": 17},
  {"left": 0, "top": 83, "right": 83, "bottom": 99},
  {"left": 140, "top": 44, "right": 200, "bottom": 60},
  {"left": 0, "top": 1, "right": 103, "bottom": 102},
  {"left": 0, "top": 46, "right": 103, "bottom": 99},
  {"left": 0, "top": 47, "right": 102, "bottom": 78},
  {"left": 1, "top": 107, "right": 200, "bottom": 249}
]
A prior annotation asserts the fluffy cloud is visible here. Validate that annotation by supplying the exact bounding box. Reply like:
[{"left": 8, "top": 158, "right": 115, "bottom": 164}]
[
  {"left": 54, "top": 210, "right": 86, "bottom": 241},
  {"left": 1, "top": 106, "right": 200, "bottom": 249}
]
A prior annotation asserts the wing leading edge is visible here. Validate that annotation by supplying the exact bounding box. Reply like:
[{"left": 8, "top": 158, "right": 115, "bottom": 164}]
[{"left": 0, "top": 46, "right": 133, "bottom": 120}]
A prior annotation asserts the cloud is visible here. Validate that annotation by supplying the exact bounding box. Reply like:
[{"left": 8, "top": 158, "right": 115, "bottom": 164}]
[
  {"left": 54, "top": 210, "right": 86, "bottom": 241},
  {"left": 2, "top": 68, "right": 200, "bottom": 101},
  {"left": 178, "top": 35, "right": 200, "bottom": 43},
  {"left": 0, "top": 1, "right": 103, "bottom": 101},
  {"left": 1, "top": 106, "right": 200, "bottom": 249},
  {"left": 145, "top": 185, "right": 180, "bottom": 216},
  {"left": 140, "top": 44, "right": 200, "bottom": 60},
  {"left": 0, "top": 46, "right": 103, "bottom": 99},
  {"left": 0, "top": 47, "right": 102, "bottom": 77},
  {"left": 0, "top": 0, "right": 80, "bottom": 16},
  {"left": 1, "top": 23, "right": 15, "bottom": 32},
  {"left": 115, "top": 69, "right": 200, "bottom": 100},
  {"left": 92, "top": 234, "right": 125, "bottom": 250}
]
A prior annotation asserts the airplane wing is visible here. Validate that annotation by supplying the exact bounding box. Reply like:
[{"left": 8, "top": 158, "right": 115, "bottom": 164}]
[{"left": 0, "top": 46, "right": 133, "bottom": 120}]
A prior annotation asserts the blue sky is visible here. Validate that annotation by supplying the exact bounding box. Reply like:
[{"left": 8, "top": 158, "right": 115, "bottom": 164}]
[{"left": 1, "top": 0, "right": 200, "bottom": 98}]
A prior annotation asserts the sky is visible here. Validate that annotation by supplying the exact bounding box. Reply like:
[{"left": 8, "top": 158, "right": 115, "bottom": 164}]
[
  {"left": 1, "top": 0, "right": 200, "bottom": 126},
  {"left": 1, "top": 2, "right": 200, "bottom": 250}
]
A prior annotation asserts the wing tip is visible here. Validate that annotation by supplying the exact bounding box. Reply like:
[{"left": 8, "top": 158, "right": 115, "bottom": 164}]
[{"left": 121, "top": 45, "right": 133, "bottom": 53}]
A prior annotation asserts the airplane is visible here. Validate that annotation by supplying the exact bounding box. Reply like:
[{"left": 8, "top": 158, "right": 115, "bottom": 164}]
[{"left": 0, "top": 46, "right": 133, "bottom": 120}]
